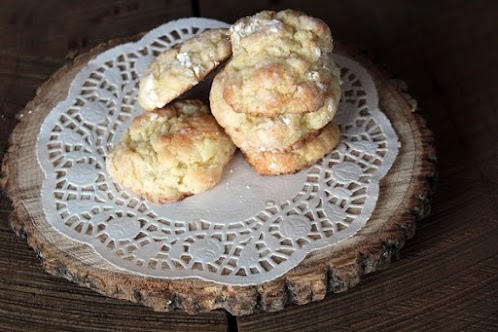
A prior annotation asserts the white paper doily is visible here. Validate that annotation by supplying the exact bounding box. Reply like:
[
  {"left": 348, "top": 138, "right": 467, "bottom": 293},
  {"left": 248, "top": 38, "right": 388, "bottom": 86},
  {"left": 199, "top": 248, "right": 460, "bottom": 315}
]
[{"left": 36, "top": 18, "right": 399, "bottom": 286}]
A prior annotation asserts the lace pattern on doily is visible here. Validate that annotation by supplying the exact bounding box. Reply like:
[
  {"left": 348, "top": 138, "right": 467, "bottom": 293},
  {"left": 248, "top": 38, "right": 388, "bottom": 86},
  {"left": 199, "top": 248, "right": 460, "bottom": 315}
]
[{"left": 37, "top": 18, "right": 399, "bottom": 285}]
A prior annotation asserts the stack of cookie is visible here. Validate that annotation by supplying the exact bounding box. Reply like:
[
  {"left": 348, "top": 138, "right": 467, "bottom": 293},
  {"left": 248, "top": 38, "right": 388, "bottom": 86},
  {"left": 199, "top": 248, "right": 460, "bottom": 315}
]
[
  {"left": 210, "top": 10, "right": 341, "bottom": 175},
  {"left": 108, "top": 10, "right": 342, "bottom": 204}
]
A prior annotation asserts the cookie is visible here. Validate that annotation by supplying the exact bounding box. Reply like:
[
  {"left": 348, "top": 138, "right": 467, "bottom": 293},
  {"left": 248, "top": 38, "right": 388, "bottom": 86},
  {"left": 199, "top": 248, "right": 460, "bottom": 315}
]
[
  {"left": 242, "top": 121, "right": 340, "bottom": 175},
  {"left": 220, "top": 10, "right": 338, "bottom": 117},
  {"left": 229, "top": 10, "right": 333, "bottom": 53},
  {"left": 106, "top": 100, "right": 236, "bottom": 203},
  {"left": 138, "top": 28, "right": 232, "bottom": 111},
  {"left": 210, "top": 60, "right": 340, "bottom": 151}
]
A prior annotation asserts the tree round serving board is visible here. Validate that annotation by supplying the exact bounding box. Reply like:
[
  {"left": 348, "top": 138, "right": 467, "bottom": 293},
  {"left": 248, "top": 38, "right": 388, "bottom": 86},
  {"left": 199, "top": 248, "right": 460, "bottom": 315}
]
[{"left": 2, "top": 18, "right": 436, "bottom": 316}]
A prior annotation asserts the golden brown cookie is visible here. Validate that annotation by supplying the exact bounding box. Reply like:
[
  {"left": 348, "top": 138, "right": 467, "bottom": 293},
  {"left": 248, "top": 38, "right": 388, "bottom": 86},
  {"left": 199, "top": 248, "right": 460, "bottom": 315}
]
[
  {"left": 210, "top": 60, "right": 340, "bottom": 151},
  {"left": 229, "top": 10, "right": 333, "bottom": 53},
  {"left": 242, "top": 121, "right": 341, "bottom": 175},
  {"left": 106, "top": 100, "right": 237, "bottom": 203},
  {"left": 220, "top": 10, "right": 338, "bottom": 117},
  {"left": 138, "top": 28, "right": 232, "bottom": 111}
]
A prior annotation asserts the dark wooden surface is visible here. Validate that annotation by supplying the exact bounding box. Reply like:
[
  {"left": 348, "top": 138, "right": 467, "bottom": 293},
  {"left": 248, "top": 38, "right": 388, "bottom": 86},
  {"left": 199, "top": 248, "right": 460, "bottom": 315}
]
[{"left": 1, "top": 1, "right": 496, "bottom": 331}]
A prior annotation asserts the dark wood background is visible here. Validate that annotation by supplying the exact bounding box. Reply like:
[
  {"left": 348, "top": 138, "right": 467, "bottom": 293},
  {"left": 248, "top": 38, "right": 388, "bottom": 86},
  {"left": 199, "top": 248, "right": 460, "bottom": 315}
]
[{"left": 1, "top": 1, "right": 496, "bottom": 331}]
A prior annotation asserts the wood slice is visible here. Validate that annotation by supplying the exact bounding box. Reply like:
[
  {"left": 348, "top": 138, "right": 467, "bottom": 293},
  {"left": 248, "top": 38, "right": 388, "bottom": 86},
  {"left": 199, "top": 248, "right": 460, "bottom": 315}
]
[{"left": 2, "top": 38, "right": 436, "bottom": 316}]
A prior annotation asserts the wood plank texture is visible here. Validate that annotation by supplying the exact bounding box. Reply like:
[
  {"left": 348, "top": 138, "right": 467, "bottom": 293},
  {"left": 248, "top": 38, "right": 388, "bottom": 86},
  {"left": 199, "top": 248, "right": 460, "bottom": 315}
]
[
  {"left": 198, "top": 0, "right": 498, "bottom": 330},
  {"left": 1, "top": 0, "right": 497, "bottom": 331},
  {"left": 0, "top": 1, "right": 230, "bottom": 331}
]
